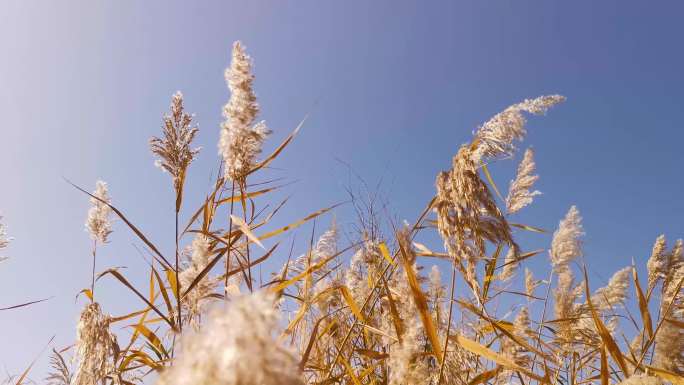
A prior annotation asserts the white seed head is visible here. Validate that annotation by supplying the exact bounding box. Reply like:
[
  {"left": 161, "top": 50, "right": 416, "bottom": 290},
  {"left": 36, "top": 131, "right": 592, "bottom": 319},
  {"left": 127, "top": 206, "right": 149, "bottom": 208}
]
[
  {"left": 590, "top": 266, "right": 631, "bottom": 311},
  {"left": 157, "top": 291, "right": 303, "bottom": 385},
  {"left": 472, "top": 95, "right": 565, "bottom": 163},
  {"left": 506, "top": 148, "right": 541, "bottom": 214},
  {"left": 498, "top": 247, "right": 518, "bottom": 282},
  {"left": 149, "top": 91, "right": 200, "bottom": 194},
  {"left": 646, "top": 235, "right": 667, "bottom": 291},
  {"left": 73, "top": 302, "right": 117, "bottom": 385},
  {"left": 0, "top": 215, "right": 11, "bottom": 262},
  {"left": 85, "top": 181, "right": 113, "bottom": 243},
  {"left": 550, "top": 206, "right": 584, "bottom": 272},
  {"left": 218, "top": 41, "right": 271, "bottom": 181}
]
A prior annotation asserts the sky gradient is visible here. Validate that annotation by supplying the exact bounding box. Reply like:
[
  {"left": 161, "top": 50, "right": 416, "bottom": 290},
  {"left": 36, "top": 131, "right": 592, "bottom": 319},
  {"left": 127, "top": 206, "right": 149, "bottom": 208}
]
[{"left": 1, "top": 0, "right": 683, "bottom": 378}]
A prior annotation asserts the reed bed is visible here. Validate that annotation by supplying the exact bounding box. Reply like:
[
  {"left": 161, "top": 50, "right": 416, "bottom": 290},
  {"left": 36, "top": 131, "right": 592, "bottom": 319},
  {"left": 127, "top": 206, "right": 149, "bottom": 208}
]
[{"left": 3, "top": 41, "right": 683, "bottom": 385}]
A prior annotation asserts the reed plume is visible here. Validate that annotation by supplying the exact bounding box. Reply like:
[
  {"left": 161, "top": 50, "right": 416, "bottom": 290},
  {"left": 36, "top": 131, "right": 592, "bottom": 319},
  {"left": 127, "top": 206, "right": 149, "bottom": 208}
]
[
  {"left": 179, "top": 234, "right": 219, "bottom": 329},
  {"left": 73, "top": 302, "right": 117, "bottom": 385},
  {"left": 157, "top": 291, "right": 303, "bottom": 385},
  {"left": 219, "top": 41, "right": 271, "bottom": 182},
  {"left": 525, "top": 267, "right": 541, "bottom": 298},
  {"left": 498, "top": 247, "right": 518, "bottom": 282},
  {"left": 85, "top": 181, "right": 112, "bottom": 244},
  {"left": 149, "top": 91, "right": 200, "bottom": 207},
  {"left": 0, "top": 215, "right": 10, "bottom": 263},
  {"left": 646, "top": 235, "right": 667, "bottom": 293},
  {"left": 471, "top": 95, "right": 565, "bottom": 163},
  {"left": 506, "top": 147, "right": 540, "bottom": 214},
  {"left": 550, "top": 205, "right": 583, "bottom": 272}
]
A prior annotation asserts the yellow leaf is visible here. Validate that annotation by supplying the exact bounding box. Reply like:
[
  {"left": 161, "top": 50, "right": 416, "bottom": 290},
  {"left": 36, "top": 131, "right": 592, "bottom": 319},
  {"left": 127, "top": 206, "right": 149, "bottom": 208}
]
[
  {"left": 258, "top": 204, "right": 341, "bottom": 241},
  {"left": 379, "top": 242, "right": 395, "bottom": 266},
  {"left": 647, "top": 366, "right": 684, "bottom": 385},
  {"left": 230, "top": 214, "right": 265, "bottom": 249},
  {"left": 340, "top": 285, "right": 367, "bottom": 324},
  {"left": 165, "top": 268, "right": 178, "bottom": 300},
  {"left": 450, "top": 333, "right": 549, "bottom": 384},
  {"left": 481, "top": 163, "right": 504, "bottom": 202}
]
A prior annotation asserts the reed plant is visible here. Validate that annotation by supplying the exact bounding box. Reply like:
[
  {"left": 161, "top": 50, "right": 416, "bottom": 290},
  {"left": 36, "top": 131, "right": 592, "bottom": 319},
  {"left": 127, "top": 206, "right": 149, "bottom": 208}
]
[{"left": 3, "top": 40, "right": 682, "bottom": 385}]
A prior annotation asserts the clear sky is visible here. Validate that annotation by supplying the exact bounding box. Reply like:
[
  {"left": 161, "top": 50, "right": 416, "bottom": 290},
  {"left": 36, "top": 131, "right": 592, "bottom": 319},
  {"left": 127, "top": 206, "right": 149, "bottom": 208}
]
[{"left": 1, "top": 0, "right": 682, "bottom": 378}]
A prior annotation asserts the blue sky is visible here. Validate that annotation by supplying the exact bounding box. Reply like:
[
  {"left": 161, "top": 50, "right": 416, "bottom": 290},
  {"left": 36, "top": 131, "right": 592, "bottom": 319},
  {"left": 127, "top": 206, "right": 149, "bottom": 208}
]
[{"left": 1, "top": 0, "right": 682, "bottom": 378}]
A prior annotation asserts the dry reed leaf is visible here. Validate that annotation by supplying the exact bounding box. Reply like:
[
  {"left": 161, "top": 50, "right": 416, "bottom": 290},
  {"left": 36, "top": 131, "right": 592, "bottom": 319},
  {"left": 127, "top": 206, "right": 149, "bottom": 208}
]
[
  {"left": 0, "top": 297, "right": 51, "bottom": 311},
  {"left": 258, "top": 204, "right": 342, "bottom": 241},
  {"left": 645, "top": 366, "right": 684, "bottom": 385},
  {"left": 77, "top": 289, "right": 93, "bottom": 302},
  {"left": 216, "top": 185, "right": 283, "bottom": 206},
  {"left": 450, "top": 333, "right": 549, "bottom": 384},
  {"left": 482, "top": 243, "right": 504, "bottom": 299},
  {"left": 340, "top": 357, "right": 363, "bottom": 385},
  {"left": 355, "top": 349, "right": 389, "bottom": 360},
  {"left": 109, "top": 309, "right": 148, "bottom": 324},
  {"left": 151, "top": 267, "right": 175, "bottom": 322},
  {"left": 381, "top": 275, "right": 405, "bottom": 341},
  {"left": 340, "top": 285, "right": 367, "bottom": 324},
  {"left": 600, "top": 346, "right": 609, "bottom": 385},
  {"left": 97, "top": 268, "right": 176, "bottom": 330},
  {"left": 247, "top": 115, "right": 306, "bottom": 176},
  {"left": 632, "top": 266, "right": 654, "bottom": 339},
  {"left": 481, "top": 163, "right": 505, "bottom": 202},
  {"left": 398, "top": 238, "right": 444, "bottom": 364},
  {"left": 378, "top": 242, "right": 395, "bottom": 266},
  {"left": 129, "top": 324, "right": 168, "bottom": 359},
  {"left": 229, "top": 214, "right": 265, "bottom": 249},
  {"left": 510, "top": 223, "right": 547, "bottom": 233},
  {"left": 468, "top": 366, "right": 502, "bottom": 385},
  {"left": 119, "top": 350, "right": 162, "bottom": 372},
  {"left": 479, "top": 320, "right": 514, "bottom": 335},
  {"left": 583, "top": 267, "right": 631, "bottom": 377}
]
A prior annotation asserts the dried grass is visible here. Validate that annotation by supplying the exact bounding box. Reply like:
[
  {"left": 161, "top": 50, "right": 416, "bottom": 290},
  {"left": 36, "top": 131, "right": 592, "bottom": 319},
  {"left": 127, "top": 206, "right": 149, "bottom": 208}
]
[{"left": 5, "top": 41, "right": 684, "bottom": 385}]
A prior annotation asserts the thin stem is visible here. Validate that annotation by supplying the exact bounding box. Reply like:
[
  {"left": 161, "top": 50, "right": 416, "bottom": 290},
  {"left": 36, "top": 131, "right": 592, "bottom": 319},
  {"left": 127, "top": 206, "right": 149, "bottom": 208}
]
[
  {"left": 239, "top": 182, "right": 253, "bottom": 292},
  {"left": 90, "top": 239, "right": 98, "bottom": 302},
  {"left": 530, "top": 269, "right": 554, "bottom": 373},
  {"left": 438, "top": 261, "right": 458, "bottom": 385},
  {"left": 175, "top": 210, "right": 182, "bottom": 333},
  {"left": 224, "top": 180, "right": 236, "bottom": 296}
]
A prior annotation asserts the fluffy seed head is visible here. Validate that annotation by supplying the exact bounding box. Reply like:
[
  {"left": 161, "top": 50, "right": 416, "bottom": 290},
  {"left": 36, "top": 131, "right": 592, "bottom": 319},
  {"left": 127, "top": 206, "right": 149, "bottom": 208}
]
[
  {"left": 0, "top": 215, "right": 11, "bottom": 262},
  {"left": 646, "top": 235, "right": 667, "bottom": 292},
  {"left": 218, "top": 41, "right": 271, "bottom": 181},
  {"left": 156, "top": 291, "right": 303, "bottom": 385},
  {"left": 525, "top": 267, "right": 541, "bottom": 298},
  {"left": 179, "top": 234, "right": 218, "bottom": 329},
  {"left": 74, "top": 302, "right": 117, "bottom": 385},
  {"left": 85, "top": 181, "right": 113, "bottom": 243},
  {"left": 550, "top": 206, "right": 584, "bottom": 272},
  {"left": 472, "top": 95, "right": 565, "bottom": 163},
  {"left": 498, "top": 247, "right": 518, "bottom": 282},
  {"left": 514, "top": 307, "right": 531, "bottom": 337},
  {"left": 149, "top": 91, "right": 200, "bottom": 195},
  {"left": 590, "top": 266, "right": 631, "bottom": 311},
  {"left": 435, "top": 146, "right": 515, "bottom": 276},
  {"left": 506, "top": 148, "right": 541, "bottom": 214}
]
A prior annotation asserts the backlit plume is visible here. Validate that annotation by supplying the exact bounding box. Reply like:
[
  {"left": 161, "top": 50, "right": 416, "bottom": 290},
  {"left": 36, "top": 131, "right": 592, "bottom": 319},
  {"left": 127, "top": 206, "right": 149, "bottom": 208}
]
[
  {"left": 73, "top": 302, "right": 117, "bottom": 385},
  {"left": 0, "top": 215, "right": 10, "bottom": 262},
  {"left": 85, "top": 180, "right": 113, "bottom": 243},
  {"left": 472, "top": 95, "right": 565, "bottom": 163},
  {"left": 506, "top": 147, "right": 541, "bottom": 214},
  {"left": 157, "top": 291, "right": 303, "bottom": 385},
  {"left": 219, "top": 41, "right": 271, "bottom": 181},
  {"left": 550, "top": 206, "right": 584, "bottom": 272},
  {"left": 646, "top": 235, "right": 667, "bottom": 292},
  {"left": 149, "top": 91, "right": 200, "bottom": 196}
]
